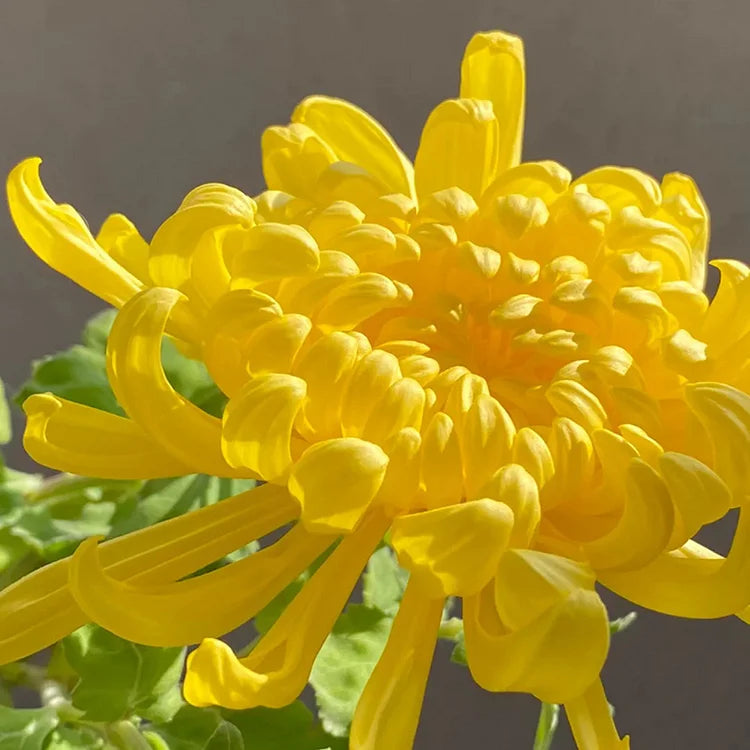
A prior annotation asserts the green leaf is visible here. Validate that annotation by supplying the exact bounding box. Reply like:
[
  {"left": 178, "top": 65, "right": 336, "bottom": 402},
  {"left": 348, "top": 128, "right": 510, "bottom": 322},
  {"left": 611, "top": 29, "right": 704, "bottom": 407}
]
[
  {"left": 0, "top": 379, "right": 11, "bottom": 445},
  {"left": 63, "top": 624, "right": 185, "bottom": 722},
  {"left": 225, "top": 702, "right": 345, "bottom": 750},
  {"left": 361, "top": 546, "right": 407, "bottom": 617},
  {"left": 149, "top": 706, "right": 243, "bottom": 750},
  {"left": 533, "top": 702, "right": 560, "bottom": 750},
  {"left": 44, "top": 726, "right": 105, "bottom": 749},
  {"left": 450, "top": 630, "right": 467, "bottom": 666},
  {"left": 309, "top": 605, "right": 393, "bottom": 737},
  {"left": 0, "top": 705, "right": 57, "bottom": 750}
]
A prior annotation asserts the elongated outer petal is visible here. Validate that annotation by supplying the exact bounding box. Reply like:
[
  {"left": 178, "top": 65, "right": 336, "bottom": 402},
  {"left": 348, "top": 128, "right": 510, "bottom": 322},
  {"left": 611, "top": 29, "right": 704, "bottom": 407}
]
[
  {"left": 292, "top": 96, "right": 416, "bottom": 199},
  {"left": 0, "top": 483, "right": 297, "bottom": 664},
  {"left": 7, "top": 158, "right": 143, "bottom": 307},
  {"left": 565, "top": 679, "right": 630, "bottom": 750},
  {"left": 600, "top": 504, "right": 750, "bottom": 618},
  {"left": 459, "top": 31, "right": 525, "bottom": 175},
  {"left": 23, "top": 394, "right": 191, "bottom": 479},
  {"left": 149, "top": 183, "right": 255, "bottom": 289},
  {"left": 222, "top": 373, "right": 307, "bottom": 482},
  {"left": 464, "top": 567, "right": 609, "bottom": 703},
  {"left": 185, "top": 509, "right": 389, "bottom": 709},
  {"left": 230, "top": 223, "right": 320, "bottom": 287},
  {"left": 107, "top": 287, "right": 251, "bottom": 477},
  {"left": 415, "top": 98, "right": 499, "bottom": 200},
  {"left": 684, "top": 382, "right": 750, "bottom": 500},
  {"left": 585, "top": 459, "right": 674, "bottom": 571},
  {"left": 390, "top": 499, "right": 514, "bottom": 597},
  {"left": 288, "top": 437, "right": 389, "bottom": 533},
  {"left": 350, "top": 578, "right": 444, "bottom": 750},
  {"left": 68, "top": 522, "right": 333, "bottom": 647}
]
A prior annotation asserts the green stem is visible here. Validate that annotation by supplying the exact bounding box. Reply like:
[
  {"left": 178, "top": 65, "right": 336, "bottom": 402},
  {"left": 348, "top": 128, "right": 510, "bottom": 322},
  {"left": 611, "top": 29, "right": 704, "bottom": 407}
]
[
  {"left": 106, "top": 721, "right": 154, "bottom": 750},
  {"left": 533, "top": 702, "right": 560, "bottom": 750}
]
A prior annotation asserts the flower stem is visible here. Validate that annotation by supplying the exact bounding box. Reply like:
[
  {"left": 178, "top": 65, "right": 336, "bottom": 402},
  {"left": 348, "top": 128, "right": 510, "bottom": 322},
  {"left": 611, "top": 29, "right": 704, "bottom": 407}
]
[{"left": 533, "top": 702, "right": 560, "bottom": 750}]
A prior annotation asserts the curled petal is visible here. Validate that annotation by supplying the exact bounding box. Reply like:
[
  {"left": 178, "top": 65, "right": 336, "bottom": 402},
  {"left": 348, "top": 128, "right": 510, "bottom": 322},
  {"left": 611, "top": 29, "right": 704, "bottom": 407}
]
[
  {"left": 292, "top": 96, "right": 415, "bottom": 199},
  {"left": 350, "top": 579, "right": 444, "bottom": 750},
  {"left": 23, "top": 393, "right": 191, "bottom": 479},
  {"left": 96, "top": 213, "right": 150, "bottom": 284},
  {"left": 289, "top": 438, "right": 389, "bottom": 533},
  {"left": 222, "top": 373, "right": 307, "bottom": 482},
  {"left": 184, "top": 510, "right": 389, "bottom": 709},
  {"left": 7, "top": 158, "right": 143, "bottom": 307},
  {"left": 107, "top": 287, "right": 251, "bottom": 477},
  {"left": 420, "top": 412, "right": 464, "bottom": 508},
  {"left": 68, "top": 522, "right": 332, "bottom": 647},
  {"left": 390, "top": 499, "right": 514, "bottom": 597}
]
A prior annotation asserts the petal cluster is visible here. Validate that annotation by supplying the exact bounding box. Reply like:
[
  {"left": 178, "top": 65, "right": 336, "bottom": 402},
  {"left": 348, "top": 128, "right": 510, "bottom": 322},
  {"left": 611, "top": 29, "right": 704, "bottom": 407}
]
[{"left": 4, "top": 28, "right": 749, "bottom": 750}]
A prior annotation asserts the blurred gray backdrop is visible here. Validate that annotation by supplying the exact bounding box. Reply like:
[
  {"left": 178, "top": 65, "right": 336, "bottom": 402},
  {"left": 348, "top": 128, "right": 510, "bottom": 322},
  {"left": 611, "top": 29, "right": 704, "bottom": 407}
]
[{"left": 1, "top": 1, "right": 749, "bottom": 747}]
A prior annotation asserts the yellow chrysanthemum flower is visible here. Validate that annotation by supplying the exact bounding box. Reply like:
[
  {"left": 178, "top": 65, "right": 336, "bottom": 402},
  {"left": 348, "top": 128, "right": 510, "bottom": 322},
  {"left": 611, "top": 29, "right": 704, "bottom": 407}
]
[{"left": 3, "top": 29, "right": 750, "bottom": 749}]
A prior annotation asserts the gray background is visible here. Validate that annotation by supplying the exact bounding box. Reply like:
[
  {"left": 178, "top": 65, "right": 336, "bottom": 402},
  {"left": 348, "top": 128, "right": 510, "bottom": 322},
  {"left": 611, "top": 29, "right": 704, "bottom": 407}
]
[{"left": 1, "top": 1, "right": 749, "bottom": 747}]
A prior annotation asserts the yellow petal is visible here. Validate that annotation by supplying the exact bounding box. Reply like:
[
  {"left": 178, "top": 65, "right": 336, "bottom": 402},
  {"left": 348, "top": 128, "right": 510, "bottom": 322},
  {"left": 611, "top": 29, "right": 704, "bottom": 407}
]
[
  {"left": 565, "top": 679, "right": 630, "bottom": 750},
  {"left": 202, "top": 288, "right": 282, "bottom": 397},
  {"left": 684, "top": 382, "right": 750, "bottom": 500},
  {"left": 660, "top": 172, "right": 709, "bottom": 289},
  {"left": 306, "top": 200, "right": 365, "bottom": 247},
  {"left": 7, "top": 158, "right": 143, "bottom": 307},
  {"left": 414, "top": 99, "right": 499, "bottom": 200},
  {"left": 659, "top": 452, "right": 732, "bottom": 549},
  {"left": 68, "top": 521, "right": 332, "bottom": 647},
  {"left": 574, "top": 166, "right": 661, "bottom": 215},
  {"left": 350, "top": 579, "right": 444, "bottom": 750},
  {"left": 23, "top": 393, "right": 191, "bottom": 479},
  {"left": 184, "top": 509, "right": 388, "bottom": 709},
  {"left": 480, "top": 464, "right": 541, "bottom": 547},
  {"left": 243, "top": 314, "right": 312, "bottom": 376},
  {"left": 462, "top": 393, "right": 516, "bottom": 496},
  {"left": 361, "top": 377, "right": 426, "bottom": 447},
  {"left": 96, "top": 213, "right": 151, "bottom": 284},
  {"left": 230, "top": 223, "right": 320, "bottom": 287},
  {"left": 292, "top": 96, "right": 415, "bottom": 199},
  {"left": 261, "top": 123, "right": 337, "bottom": 198},
  {"left": 463, "top": 574, "right": 609, "bottom": 702},
  {"left": 512, "top": 427, "right": 554, "bottom": 490},
  {"left": 585, "top": 459, "right": 674, "bottom": 571},
  {"left": 0, "top": 483, "right": 296, "bottom": 664},
  {"left": 149, "top": 183, "right": 255, "bottom": 289},
  {"left": 222, "top": 373, "right": 307, "bottom": 482},
  {"left": 293, "top": 331, "right": 361, "bottom": 440},
  {"left": 390, "top": 499, "right": 514, "bottom": 597},
  {"left": 107, "top": 287, "right": 249, "bottom": 477},
  {"left": 340, "top": 350, "right": 402, "bottom": 437},
  {"left": 288, "top": 438, "right": 389, "bottom": 533},
  {"left": 600, "top": 505, "right": 750, "bottom": 618},
  {"left": 420, "top": 412, "right": 464, "bottom": 509},
  {"left": 459, "top": 31, "right": 525, "bottom": 175},
  {"left": 315, "top": 273, "right": 406, "bottom": 332},
  {"left": 545, "top": 379, "right": 607, "bottom": 432},
  {"left": 542, "top": 418, "right": 595, "bottom": 510},
  {"left": 375, "top": 427, "right": 422, "bottom": 512}
]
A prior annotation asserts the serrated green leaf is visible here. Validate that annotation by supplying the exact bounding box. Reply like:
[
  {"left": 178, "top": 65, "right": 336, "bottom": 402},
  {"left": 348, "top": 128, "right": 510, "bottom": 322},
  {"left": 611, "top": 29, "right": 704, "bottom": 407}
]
[
  {"left": 361, "top": 546, "right": 407, "bottom": 617},
  {"left": 149, "top": 706, "right": 243, "bottom": 750},
  {"left": 0, "top": 380, "right": 11, "bottom": 445},
  {"left": 224, "top": 702, "right": 345, "bottom": 750},
  {"left": 0, "top": 705, "right": 57, "bottom": 750},
  {"left": 309, "top": 605, "right": 393, "bottom": 737},
  {"left": 44, "top": 726, "right": 105, "bottom": 749},
  {"left": 63, "top": 624, "right": 185, "bottom": 722}
]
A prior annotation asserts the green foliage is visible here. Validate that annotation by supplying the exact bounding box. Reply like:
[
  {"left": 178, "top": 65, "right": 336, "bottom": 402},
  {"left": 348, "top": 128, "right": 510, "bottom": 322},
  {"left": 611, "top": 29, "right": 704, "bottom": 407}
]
[
  {"left": 0, "top": 706, "right": 58, "bottom": 749},
  {"left": 148, "top": 706, "right": 244, "bottom": 750},
  {"left": 62, "top": 625, "right": 185, "bottom": 723}
]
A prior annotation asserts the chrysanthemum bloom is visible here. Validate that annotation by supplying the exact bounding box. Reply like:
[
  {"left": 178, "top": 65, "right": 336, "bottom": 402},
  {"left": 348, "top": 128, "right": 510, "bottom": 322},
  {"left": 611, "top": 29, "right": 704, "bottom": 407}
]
[{"left": 4, "top": 29, "right": 750, "bottom": 749}]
